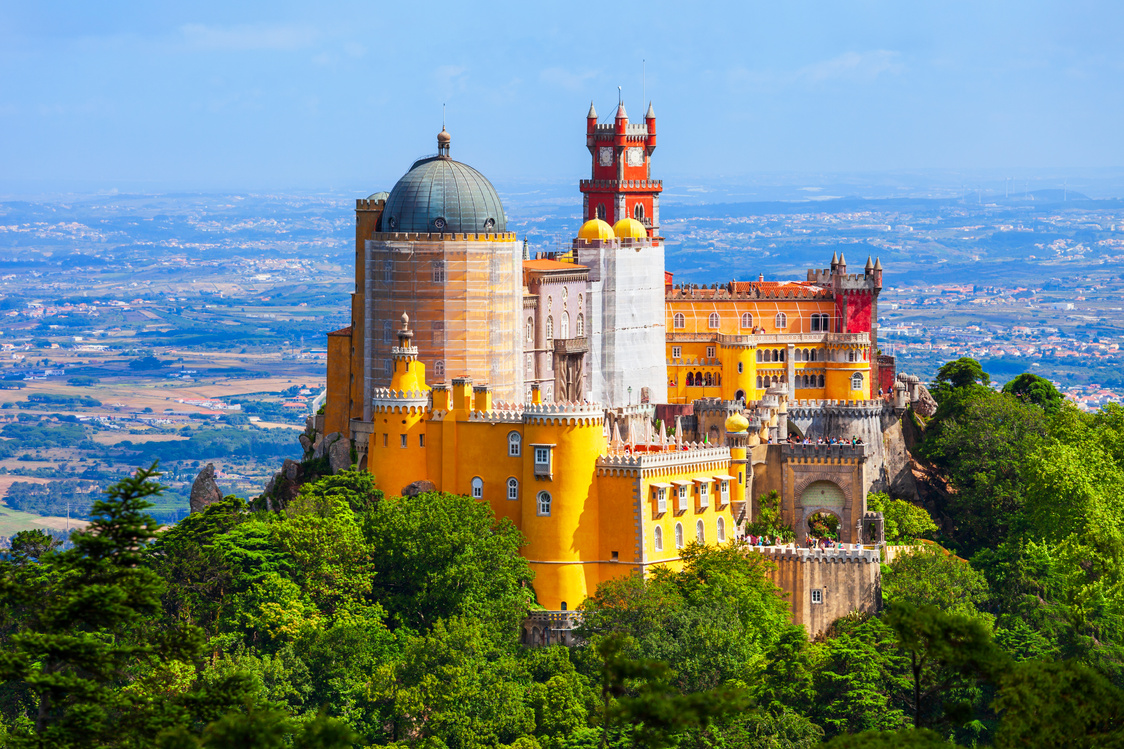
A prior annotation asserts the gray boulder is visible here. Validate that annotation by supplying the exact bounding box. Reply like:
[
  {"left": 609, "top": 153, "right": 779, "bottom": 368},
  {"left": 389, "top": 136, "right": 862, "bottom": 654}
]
[
  {"left": 328, "top": 438, "right": 352, "bottom": 474},
  {"left": 189, "top": 463, "right": 223, "bottom": 514}
]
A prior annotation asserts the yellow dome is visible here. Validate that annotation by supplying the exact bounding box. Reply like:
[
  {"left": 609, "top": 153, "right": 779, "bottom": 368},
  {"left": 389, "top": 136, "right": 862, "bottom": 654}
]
[
  {"left": 577, "top": 218, "right": 614, "bottom": 240},
  {"left": 613, "top": 217, "right": 648, "bottom": 239},
  {"left": 725, "top": 412, "right": 750, "bottom": 433}
]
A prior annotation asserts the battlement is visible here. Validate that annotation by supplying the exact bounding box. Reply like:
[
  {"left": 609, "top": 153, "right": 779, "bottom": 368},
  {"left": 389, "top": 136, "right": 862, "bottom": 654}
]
[
  {"left": 370, "top": 231, "right": 517, "bottom": 242},
  {"left": 693, "top": 398, "right": 741, "bottom": 416},
  {"left": 370, "top": 387, "right": 431, "bottom": 411},
  {"left": 467, "top": 402, "right": 524, "bottom": 424},
  {"left": 787, "top": 399, "right": 888, "bottom": 415},
  {"left": 781, "top": 442, "right": 869, "bottom": 461},
  {"left": 596, "top": 444, "right": 730, "bottom": 473},
  {"left": 522, "top": 401, "right": 604, "bottom": 426},
  {"left": 748, "top": 545, "right": 880, "bottom": 564},
  {"left": 668, "top": 282, "right": 829, "bottom": 301},
  {"left": 355, "top": 198, "right": 386, "bottom": 210},
  {"left": 579, "top": 178, "right": 663, "bottom": 190}
]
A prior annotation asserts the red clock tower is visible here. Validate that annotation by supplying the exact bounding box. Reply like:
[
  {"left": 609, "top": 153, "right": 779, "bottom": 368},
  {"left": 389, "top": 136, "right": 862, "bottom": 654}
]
[{"left": 580, "top": 100, "right": 662, "bottom": 240}]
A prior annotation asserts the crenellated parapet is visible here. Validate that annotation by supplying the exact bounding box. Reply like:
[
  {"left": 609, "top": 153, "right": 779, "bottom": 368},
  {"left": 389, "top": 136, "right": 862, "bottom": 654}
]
[
  {"left": 371, "top": 231, "right": 518, "bottom": 242},
  {"left": 788, "top": 399, "right": 888, "bottom": 417},
  {"left": 370, "top": 388, "right": 431, "bottom": 411},
  {"left": 596, "top": 444, "right": 731, "bottom": 478},
  {"left": 781, "top": 442, "right": 868, "bottom": 461},
  {"left": 522, "top": 401, "right": 604, "bottom": 426},
  {"left": 748, "top": 545, "right": 880, "bottom": 564},
  {"left": 467, "top": 402, "right": 525, "bottom": 424}
]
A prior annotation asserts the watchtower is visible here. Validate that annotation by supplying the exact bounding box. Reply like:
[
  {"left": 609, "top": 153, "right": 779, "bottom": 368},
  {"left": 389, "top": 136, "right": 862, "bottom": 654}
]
[{"left": 580, "top": 100, "right": 662, "bottom": 237}]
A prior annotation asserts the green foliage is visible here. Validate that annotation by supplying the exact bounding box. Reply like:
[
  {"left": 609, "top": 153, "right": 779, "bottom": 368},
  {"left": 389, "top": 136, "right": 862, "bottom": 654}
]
[
  {"left": 883, "top": 547, "right": 990, "bottom": 621},
  {"left": 129, "top": 355, "right": 167, "bottom": 371},
  {"left": 578, "top": 543, "right": 791, "bottom": 692},
  {"left": 24, "top": 392, "right": 102, "bottom": 407},
  {"left": 4, "top": 479, "right": 97, "bottom": 517},
  {"left": 1001, "top": 372, "right": 1063, "bottom": 413},
  {"left": 867, "top": 492, "right": 937, "bottom": 543},
  {"left": 821, "top": 728, "right": 966, "bottom": 748},
  {"left": 1, "top": 420, "right": 86, "bottom": 447},
  {"left": 67, "top": 375, "right": 100, "bottom": 386},
  {"left": 931, "top": 357, "right": 990, "bottom": 401},
  {"left": 746, "top": 490, "right": 796, "bottom": 542},
  {"left": 365, "top": 490, "right": 534, "bottom": 638}
]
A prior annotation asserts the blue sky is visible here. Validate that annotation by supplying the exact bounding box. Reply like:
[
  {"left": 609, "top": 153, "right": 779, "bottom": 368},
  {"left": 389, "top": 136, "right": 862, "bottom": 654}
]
[{"left": 1, "top": 1, "right": 1122, "bottom": 193}]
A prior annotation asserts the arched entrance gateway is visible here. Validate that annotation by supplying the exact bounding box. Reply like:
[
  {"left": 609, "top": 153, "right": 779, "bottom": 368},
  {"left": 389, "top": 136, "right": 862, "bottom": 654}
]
[{"left": 796, "top": 479, "right": 850, "bottom": 544}]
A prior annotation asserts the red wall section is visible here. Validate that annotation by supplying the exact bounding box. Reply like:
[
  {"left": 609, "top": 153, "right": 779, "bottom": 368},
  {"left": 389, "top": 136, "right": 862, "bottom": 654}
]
[{"left": 836, "top": 292, "right": 871, "bottom": 333}]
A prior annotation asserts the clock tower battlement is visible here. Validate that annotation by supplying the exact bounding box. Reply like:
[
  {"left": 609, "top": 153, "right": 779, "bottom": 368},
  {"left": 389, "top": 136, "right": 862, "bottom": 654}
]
[{"left": 580, "top": 100, "right": 662, "bottom": 241}]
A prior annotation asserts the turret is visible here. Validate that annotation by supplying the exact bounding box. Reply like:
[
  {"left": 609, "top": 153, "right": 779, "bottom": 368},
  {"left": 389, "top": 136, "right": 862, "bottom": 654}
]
[
  {"left": 865, "top": 256, "right": 874, "bottom": 275},
  {"left": 873, "top": 257, "right": 883, "bottom": 288},
  {"left": 586, "top": 101, "right": 597, "bottom": 136},
  {"left": 837, "top": 253, "right": 847, "bottom": 273},
  {"left": 830, "top": 251, "right": 839, "bottom": 272},
  {"left": 645, "top": 101, "right": 657, "bottom": 152}
]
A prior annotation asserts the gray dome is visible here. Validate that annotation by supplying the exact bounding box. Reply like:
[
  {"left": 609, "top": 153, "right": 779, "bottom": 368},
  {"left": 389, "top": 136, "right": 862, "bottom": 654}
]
[{"left": 382, "top": 155, "right": 507, "bottom": 234}]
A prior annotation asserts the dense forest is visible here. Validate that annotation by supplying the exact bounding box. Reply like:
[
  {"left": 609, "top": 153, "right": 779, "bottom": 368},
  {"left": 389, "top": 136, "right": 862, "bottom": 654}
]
[{"left": 0, "top": 359, "right": 1122, "bottom": 747}]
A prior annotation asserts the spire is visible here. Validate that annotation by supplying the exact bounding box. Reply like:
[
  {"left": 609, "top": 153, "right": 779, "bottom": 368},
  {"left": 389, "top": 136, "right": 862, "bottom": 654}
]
[
  {"left": 587, "top": 101, "right": 597, "bottom": 119},
  {"left": 874, "top": 257, "right": 882, "bottom": 270},
  {"left": 645, "top": 101, "right": 656, "bottom": 119},
  {"left": 436, "top": 127, "right": 451, "bottom": 158},
  {"left": 522, "top": 238, "right": 529, "bottom": 261},
  {"left": 838, "top": 253, "right": 847, "bottom": 269},
  {"left": 616, "top": 101, "right": 628, "bottom": 120},
  {"left": 865, "top": 255, "right": 874, "bottom": 271},
  {"left": 830, "top": 251, "right": 838, "bottom": 266}
]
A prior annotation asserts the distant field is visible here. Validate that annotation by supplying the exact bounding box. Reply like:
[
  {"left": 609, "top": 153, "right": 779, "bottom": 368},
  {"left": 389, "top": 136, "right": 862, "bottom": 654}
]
[
  {"left": 0, "top": 497, "right": 88, "bottom": 536},
  {"left": 90, "top": 432, "right": 190, "bottom": 445}
]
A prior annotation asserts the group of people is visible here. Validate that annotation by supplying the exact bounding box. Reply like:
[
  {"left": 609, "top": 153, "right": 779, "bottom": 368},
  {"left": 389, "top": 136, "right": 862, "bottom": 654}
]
[{"left": 786, "top": 434, "right": 864, "bottom": 446}]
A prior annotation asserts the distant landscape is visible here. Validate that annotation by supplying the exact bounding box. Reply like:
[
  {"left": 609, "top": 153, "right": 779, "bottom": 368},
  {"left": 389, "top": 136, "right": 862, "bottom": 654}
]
[{"left": 1, "top": 180, "right": 1122, "bottom": 533}]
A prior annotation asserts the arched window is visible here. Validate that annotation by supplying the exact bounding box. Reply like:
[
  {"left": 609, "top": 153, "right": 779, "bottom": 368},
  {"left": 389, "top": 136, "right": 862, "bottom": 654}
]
[
  {"left": 811, "top": 314, "right": 820, "bottom": 332},
  {"left": 772, "top": 375, "right": 779, "bottom": 386},
  {"left": 526, "top": 317, "right": 534, "bottom": 344},
  {"left": 708, "top": 312, "right": 719, "bottom": 329},
  {"left": 383, "top": 320, "right": 392, "bottom": 343},
  {"left": 471, "top": 477, "right": 483, "bottom": 499},
  {"left": 576, "top": 313, "right": 584, "bottom": 337},
  {"left": 717, "top": 517, "right": 726, "bottom": 543},
  {"left": 507, "top": 477, "right": 519, "bottom": 501},
  {"left": 851, "top": 372, "right": 864, "bottom": 391},
  {"left": 810, "top": 349, "right": 817, "bottom": 362},
  {"left": 772, "top": 349, "right": 780, "bottom": 362},
  {"left": 818, "top": 374, "right": 825, "bottom": 388},
  {"left": 654, "top": 526, "right": 663, "bottom": 552},
  {"left": 775, "top": 312, "right": 787, "bottom": 328},
  {"left": 820, "top": 313, "right": 831, "bottom": 332},
  {"left": 435, "top": 361, "right": 445, "bottom": 378},
  {"left": 756, "top": 349, "right": 762, "bottom": 362},
  {"left": 561, "top": 312, "right": 569, "bottom": 339},
  {"left": 673, "top": 312, "right": 685, "bottom": 329},
  {"left": 546, "top": 316, "right": 554, "bottom": 340},
  {"left": 848, "top": 350, "right": 855, "bottom": 362},
  {"left": 508, "top": 431, "right": 521, "bottom": 457},
  {"left": 696, "top": 519, "right": 705, "bottom": 543},
  {"left": 756, "top": 375, "right": 763, "bottom": 388},
  {"left": 634, "top": 203, "right": 645, "bottom": 221},
  {"left": 780, "top": 349, "right": 785, "bottom": 362},
  {"left": 686, "top": 372, "right": 694, "bottom": 387},
  {"left": 537, "top": 491, "right": 552, "bottom": 516},
  {"left": 704, "top": 372, "right": 713, "bottom": 387},
  {"left": 740, "top": 312, "right": 753, "bottom": 328},
  {"left": 596, "top": 204, "right": 605, "bottom": 220},
  {"left": 432, "top": 260, "right": 446, "bottom": 284},
  {"left": 695, "top": 371, "right": 703, "bottom": 386},
  {"left": 675, "top": 522, "right": 684, "bottom": 549},
  {"left": 562, "top": 287, "right": 568, "bottom": 303}
]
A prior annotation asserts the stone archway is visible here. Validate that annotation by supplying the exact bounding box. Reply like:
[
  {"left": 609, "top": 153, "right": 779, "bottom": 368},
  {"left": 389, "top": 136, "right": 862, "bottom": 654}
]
[{"left": 796, "top": 479, "right": 847, "bottom": 543}]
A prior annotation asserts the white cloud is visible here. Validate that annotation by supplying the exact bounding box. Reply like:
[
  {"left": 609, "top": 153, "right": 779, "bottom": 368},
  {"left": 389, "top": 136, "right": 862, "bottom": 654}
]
[
  {"left": 539, "top": 67, "right": 599, "bottom": 91},
  {"left": 180, "top": 23, "right": 318, "bottom": 51},
  {"left": 729, "top": 50, "right": 902, "bottom": 91}
]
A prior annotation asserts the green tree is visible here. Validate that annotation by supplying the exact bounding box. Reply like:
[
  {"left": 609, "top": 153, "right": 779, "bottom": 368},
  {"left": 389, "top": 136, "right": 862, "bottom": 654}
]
[
  {"left": 931, "top": 357, "right": 990, "bottom": 400},
  {"left": 866, "top": 493, "right": 937, "bottom": 544},
  {"left": 882, "top": 547, "right": 990, "bottom": 621},
  {"left": 821, "top": 728, "right": 966, "bottom": 748},
  {"left": 1001, "top": 373, "right": 1063, "bottom": 413},
  {"left": 365, "top": 491, "right": 534, "bottom": 638}
]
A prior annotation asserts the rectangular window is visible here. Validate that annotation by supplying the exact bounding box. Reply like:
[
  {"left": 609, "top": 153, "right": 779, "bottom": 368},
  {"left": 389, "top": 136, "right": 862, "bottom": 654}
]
[
  {"left": 672, "top": 346, "right": 681, "bottom": 359},
  {"left": 737, "top": 362, "right": 743, "bottom": 373},
  {"left": 419, "top": 434, "right": 425, "bottom": 447},
  {"left": 656, "top": 487, "right": 667, "bottom": 514},
  {"left": 699, "top": 482, "right": 709, "bottom": 508},
  {"left": 400, "top": 434, "right": 407, "bottom": 448},
  {"left": 535, "top": 447, "right": 549, "bottom": 464},
  {"left": 383, "top": 434, "right": 388, "bottom": 447},
  {"left": 677, "top": 485, "right": 688, "bottom": 513},
  {"left": 719, "top": 480, "right": 729, "bottom": 505},
  {"left": 533, "top": 445, "right": 553, "bottom": 478},
  {"left": 706, "top": 346, "right": 716, "bottom": 359},
  {"left": 611, "top": 551, "right": 619, "bottom": 561},
  {"left": 811, "top": 589, "right": 823, "bottom": 605}
]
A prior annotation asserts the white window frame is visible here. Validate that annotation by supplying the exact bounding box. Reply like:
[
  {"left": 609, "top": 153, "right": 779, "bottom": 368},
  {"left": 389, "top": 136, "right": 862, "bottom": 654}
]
[
  {"left": 654, "top": 526, "right": 663, "bottom": 552},
  {"left": 537, "top": 491, "right": 552, "bottom": 516},
  {"left": 696, "top": 519, "right": 705, "bottom": 543},
  {"left": 673, "top": 312, "right": 685, "bottom": 329},
  {"left": 740, "top": 312, "right": 752, "bottom": 329},
  {"left": 698, "top": 481, "right": 709, "bottom": 509},
  {"left": 672, "top": 346, "right": 681, "bottom": 359},
  {"left": 576, "top": 313, "right": 584, "bottom": 337},
  {"left": 546, "top": 315, "right": 554, "bottom": 340},
  {"left": 775, "top": 312, "right": 787, "bottom": 328},
  {"left": 532, "top": 444, "right": 554, "bottom": 479},
  {"left": 708, "top": 312, "right": 719, "bottom": 329},
  {"left": 432, "top": 260, "right": 446, "bottom": 284},
  {"left": 508, "top": 431, "right": 521, "bottom": 457},
  {"left": 706, "top": 346, "right": 716, "bottom": 359},
  {"left": 717, "top": 516, "right": 726, "bottom": 543},
  {"left": 719, "top": 480, "right": 729, "bottom": 506},
  {"left": 471, "top": 476, "right": 483, "bottom": 499},
  {"left": 655, "top": 487, "right": 667, "bottom": 514},
  {"left": 675, "top": 522, "right": 684, "bottom": 549},
  {"left": 507, "top": 477, "right": 519, "bottom": 501},
  {"left": 677, "top": 484, "right": 688, "bottom": 513},
  {"left": 851, "top": 372, "right": 864, "bottom": 390},
  {"left": 811, "top": 589, "right": 823, "bottom": 605}
]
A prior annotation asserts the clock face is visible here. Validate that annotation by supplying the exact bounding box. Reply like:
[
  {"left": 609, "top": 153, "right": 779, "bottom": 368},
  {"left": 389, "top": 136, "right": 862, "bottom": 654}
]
[
  {"left": 598, "top": 146, "right": 614, "bottom": 167},
  {"left": 626, "top": 147, "right": 644, "bottom": 167}
]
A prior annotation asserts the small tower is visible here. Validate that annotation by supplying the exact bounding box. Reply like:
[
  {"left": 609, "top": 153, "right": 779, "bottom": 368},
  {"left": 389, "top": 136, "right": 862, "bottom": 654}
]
[{"left": 580, "top": 96, "right": 662, "bottom": 236}]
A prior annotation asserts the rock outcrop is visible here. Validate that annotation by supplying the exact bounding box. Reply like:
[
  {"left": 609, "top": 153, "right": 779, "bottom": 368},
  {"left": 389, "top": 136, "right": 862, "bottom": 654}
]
[
  {"left": 401, "top": 479, "right": 436, "bottom": 497},
  {"left": 328, "top": 438, "right": 352, "bottom": 474},
  {"left": 189, "top": 463, "right": 223, "bottom": 514}
]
